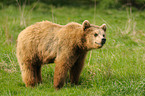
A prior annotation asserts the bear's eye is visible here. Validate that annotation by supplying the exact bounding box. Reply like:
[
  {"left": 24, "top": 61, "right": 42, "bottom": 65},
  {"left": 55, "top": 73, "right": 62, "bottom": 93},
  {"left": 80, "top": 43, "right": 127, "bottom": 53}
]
[
  {"left": 103, "top": 34, "right": 105, "bottom": 37},
  {"left": 94, "top": 33, "right": 98, "bottom": 37}
]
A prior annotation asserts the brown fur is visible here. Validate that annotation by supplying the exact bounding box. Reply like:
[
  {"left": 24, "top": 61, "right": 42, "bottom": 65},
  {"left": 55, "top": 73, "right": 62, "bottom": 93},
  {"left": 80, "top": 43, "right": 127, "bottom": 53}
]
[{"left": 16, "top": 20, "right": 106, "bottom": 89}]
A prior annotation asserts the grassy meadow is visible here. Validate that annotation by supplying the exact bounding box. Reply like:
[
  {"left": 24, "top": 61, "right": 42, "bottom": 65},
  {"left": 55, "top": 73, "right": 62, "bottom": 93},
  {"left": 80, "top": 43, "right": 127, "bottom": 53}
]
[{"left": 0, "top": 3, "right": 145, "bottom": 96}]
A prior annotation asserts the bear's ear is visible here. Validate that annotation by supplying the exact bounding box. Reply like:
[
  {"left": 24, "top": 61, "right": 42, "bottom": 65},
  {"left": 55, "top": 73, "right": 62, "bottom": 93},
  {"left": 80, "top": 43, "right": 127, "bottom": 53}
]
[
  {"left": 82, "top": 20, "right": 90, "bottom": 31},
  {"left": 101, "top": 24, "right": 107, "bottom": 32}
]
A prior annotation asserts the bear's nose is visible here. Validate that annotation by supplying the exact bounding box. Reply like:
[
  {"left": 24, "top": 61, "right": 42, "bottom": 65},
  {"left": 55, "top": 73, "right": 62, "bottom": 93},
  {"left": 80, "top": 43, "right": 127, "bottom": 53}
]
[{"left": 101, "top": 38, "right": 106, "bottom": 45}]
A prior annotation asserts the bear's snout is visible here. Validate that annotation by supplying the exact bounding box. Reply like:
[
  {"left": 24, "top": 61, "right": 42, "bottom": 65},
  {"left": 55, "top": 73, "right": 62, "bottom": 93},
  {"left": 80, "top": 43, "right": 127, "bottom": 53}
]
[{"left": 101, "top": 38, "right": 106, "bottom": 45}]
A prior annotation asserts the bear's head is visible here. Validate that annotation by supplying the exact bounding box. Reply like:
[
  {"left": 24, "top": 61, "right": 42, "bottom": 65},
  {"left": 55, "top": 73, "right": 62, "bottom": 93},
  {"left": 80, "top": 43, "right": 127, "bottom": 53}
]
[{"left": 82, "top": 20, "right": 107, "bottom": 50}]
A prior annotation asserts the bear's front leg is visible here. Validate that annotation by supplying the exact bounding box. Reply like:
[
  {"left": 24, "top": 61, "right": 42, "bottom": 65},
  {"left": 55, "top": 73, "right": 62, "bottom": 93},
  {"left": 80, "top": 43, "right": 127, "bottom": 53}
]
[
  {"left": 69, "top": 53, "right": 86, "bottom": 85},
  {"left": 69, "top": 62, "right": 84, "bottom": 85},
  {"left": 53, "top": 62, "right": 70, "bottom": 90}
]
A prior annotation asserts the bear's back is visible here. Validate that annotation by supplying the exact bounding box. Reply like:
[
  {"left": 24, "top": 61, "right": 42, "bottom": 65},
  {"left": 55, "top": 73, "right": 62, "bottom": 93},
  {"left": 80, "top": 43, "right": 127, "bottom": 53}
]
[{"left": 16, "top": 21, "right": 63, "bottom": 62}]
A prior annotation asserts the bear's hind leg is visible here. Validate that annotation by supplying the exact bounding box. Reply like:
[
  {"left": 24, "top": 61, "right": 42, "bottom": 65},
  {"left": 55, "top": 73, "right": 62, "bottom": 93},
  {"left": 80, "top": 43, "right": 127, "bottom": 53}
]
[
  {"left": 35, "top": 65, "right": 42, "bottom": 84},
  {"left": 21, "top": 64, "right": 41, "bottom": 87}
]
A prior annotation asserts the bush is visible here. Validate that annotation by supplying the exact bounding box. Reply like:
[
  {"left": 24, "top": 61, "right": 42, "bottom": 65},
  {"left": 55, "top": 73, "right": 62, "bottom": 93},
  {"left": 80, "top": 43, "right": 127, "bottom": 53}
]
[
  {"left": 120, "top": 0, "right": 145, "bottom": 9},
  {"left": 98, "top": 0, "right": 121, "bottom": 9}
]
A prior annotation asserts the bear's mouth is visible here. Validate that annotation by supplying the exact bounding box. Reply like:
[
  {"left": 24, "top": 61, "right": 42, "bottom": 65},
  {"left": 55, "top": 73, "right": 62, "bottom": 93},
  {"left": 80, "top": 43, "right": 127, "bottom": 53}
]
[{"left": 95, "top": 42, "right": 102, "bottom": 46}]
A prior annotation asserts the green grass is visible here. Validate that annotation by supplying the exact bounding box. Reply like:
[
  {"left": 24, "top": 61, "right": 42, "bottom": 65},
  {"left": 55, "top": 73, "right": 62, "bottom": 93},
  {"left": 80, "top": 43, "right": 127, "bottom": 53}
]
[{"left": 0, "top": 4, "right": 145, "bottom": 96}]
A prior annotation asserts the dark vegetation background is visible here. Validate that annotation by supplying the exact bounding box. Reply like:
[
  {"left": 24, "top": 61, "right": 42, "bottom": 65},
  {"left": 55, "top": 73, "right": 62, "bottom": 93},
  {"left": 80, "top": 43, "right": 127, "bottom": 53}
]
[{"left": 0, "top": 0, "right": 145, "bottom": 9}]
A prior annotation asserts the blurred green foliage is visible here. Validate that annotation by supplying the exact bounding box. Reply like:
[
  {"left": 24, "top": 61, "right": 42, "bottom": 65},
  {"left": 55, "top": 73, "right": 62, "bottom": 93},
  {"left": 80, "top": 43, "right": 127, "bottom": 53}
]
[{"left": 0, "top": 0, "right": 144, "bottom": 9}]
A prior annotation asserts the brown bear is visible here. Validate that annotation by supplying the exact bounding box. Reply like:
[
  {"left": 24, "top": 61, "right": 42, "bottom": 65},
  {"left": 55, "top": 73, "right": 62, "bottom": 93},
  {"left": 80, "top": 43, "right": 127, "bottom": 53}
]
[{"left": 16, "top": 20, "right": 106, "bottom": 89}]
